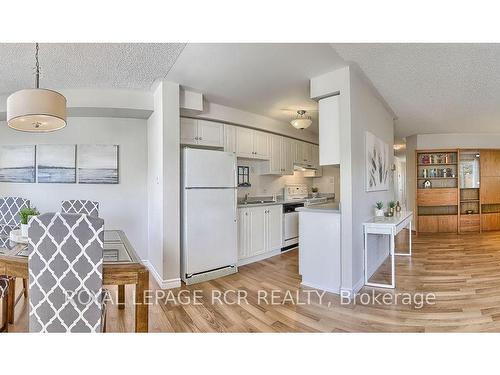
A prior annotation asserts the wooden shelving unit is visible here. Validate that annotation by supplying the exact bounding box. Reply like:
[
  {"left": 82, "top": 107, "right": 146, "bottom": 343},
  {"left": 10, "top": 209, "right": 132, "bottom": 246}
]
[
  {"left": 414, "top": 148, "right": 500, "bottom": 234},
  {"left": 479, "top": 150, "right": 500, "bottom": 231},
  {"left": 458, "top": 150, "right": 481, "bottom": 233},
  {"left": 416, "top": 150, "right": 458, "bottom": 233}
]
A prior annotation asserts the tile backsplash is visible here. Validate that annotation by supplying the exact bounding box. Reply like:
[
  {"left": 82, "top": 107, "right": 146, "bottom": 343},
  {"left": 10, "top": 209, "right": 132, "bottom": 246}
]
[{"left": 236, "top": 159, "right": 339, "bottom": 201}]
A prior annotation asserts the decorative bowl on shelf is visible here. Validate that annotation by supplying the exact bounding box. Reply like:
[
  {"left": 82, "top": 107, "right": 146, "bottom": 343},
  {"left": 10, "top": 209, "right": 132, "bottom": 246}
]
[{"left": 465, "top": 210, "right": 474, "bottom": 215}]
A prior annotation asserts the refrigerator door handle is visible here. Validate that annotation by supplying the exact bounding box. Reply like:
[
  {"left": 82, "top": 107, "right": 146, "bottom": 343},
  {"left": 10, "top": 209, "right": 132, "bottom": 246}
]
[{"left": 234, "top": 190, "right": 237, "bottom": 222}]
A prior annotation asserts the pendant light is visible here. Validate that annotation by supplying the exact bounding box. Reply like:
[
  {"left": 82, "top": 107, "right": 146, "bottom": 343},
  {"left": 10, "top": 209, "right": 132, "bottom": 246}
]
[
  {"left": 7, "top": 43, "right": 67, "bottom": 132},
  {"left": 290, "top": 110, "right": 312, "bottom": 130}
]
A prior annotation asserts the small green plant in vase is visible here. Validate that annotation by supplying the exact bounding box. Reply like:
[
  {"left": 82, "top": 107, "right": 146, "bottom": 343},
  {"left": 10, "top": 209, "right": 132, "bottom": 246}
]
[
  {"left": 19, "top": 207, "right": 39, "bottom": 237},
  {"left": 311, "top": 187, "right": 319, "bottom": 198},
  {"left": 387, "top": 201, "right": 396, "bottom": 217},
  {"left": 375, "top": 201, "right": 384, "bottom": 217}
]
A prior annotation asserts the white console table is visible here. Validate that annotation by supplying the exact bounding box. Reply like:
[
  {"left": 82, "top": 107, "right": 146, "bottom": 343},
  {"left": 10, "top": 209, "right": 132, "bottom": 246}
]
[{"left": 362, "top": 211, "right": 413, "bottom": 289}]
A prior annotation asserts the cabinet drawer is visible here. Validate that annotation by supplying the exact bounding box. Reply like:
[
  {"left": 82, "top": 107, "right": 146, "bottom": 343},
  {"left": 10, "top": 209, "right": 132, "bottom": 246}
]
[
  {"left": 417, "top": 188, "right": 457, "bottom": 206},
  {"left": 460, "top": 214, "right": 480, "bottom": 232}
]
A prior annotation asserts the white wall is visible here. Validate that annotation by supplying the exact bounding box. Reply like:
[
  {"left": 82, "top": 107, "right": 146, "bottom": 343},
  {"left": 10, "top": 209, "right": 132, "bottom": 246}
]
[
  {"left": 313, "top": 165, "right": 340, "bottom": 199},
  {"left": 0, "top": 117, "right": 148, "bottom": 259},
  {"left": 349, "top": 69, "right": 395, "bottom": 285},
  {"left": 311, "top": 66, "right": 395, "bottom": 294},
  {"left": 147, "top": 81, "right": 181, "bottom": 289}
]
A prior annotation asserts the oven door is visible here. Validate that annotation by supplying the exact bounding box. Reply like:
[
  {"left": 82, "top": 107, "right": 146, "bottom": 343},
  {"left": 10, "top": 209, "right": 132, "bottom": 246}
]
[{"left": 283, "top": 211, "right": 299, "bottom": 246}]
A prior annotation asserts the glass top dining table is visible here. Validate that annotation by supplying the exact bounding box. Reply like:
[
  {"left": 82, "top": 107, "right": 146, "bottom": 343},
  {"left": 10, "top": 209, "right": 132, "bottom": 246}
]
[{"left": 0, "top": 230, "right": 140, "bottom": 264}]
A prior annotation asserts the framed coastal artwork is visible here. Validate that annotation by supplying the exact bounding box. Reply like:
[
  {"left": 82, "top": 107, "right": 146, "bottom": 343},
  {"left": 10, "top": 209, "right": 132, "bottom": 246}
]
[
  {"left": 78, "top": 144, "right": 119, "bottom": 184},
  {"left": 37, "top": 145, "right": 76, "bottom": 183},
  {"left": 365, "top": 131, "right": 389, "bottom": 192},
  {"left": 0, "top": 145, "right": 36, "bottom": 183}
]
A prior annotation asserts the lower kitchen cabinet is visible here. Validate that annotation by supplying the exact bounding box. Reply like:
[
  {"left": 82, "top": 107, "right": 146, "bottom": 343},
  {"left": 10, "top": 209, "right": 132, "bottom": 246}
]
[{"left": 238, "top": 205, "right": 283, "bottom": 262}]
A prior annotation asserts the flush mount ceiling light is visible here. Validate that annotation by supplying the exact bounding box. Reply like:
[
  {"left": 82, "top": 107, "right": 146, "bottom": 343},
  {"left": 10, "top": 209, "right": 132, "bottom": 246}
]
[
  {"left": 290, "top": 110, "right": 312, "bottom": 130},
  {"left": 7, "top": 43, "right": 67, "bottom": 132}
]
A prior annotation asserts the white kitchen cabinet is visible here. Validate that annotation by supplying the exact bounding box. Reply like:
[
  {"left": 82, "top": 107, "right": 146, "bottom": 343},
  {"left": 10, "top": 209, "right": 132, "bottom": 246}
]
[
  {"left": 266, "top": 205, "right": 283, "bottom": 251},
  {"left": 260, "top": 134, "right": 282, "bottom": 175},
  {"left": 260, "top": 135, "right": 295, "bottom": 176},
  {"left": 249, "top": 206, "right": 267, "bottom": 256},
  {"left": 253, "top": 130, "right": 270, "bottom": 158},
  {"left": 311, "top": 144, "right": 320, "bottom": 167},
  {"left": 268, "top": 135, "right": 282, "bottom": 174},
  {"left": 197, "top": 120, "right": 224, "bottom": 147},
  {"left": 303, "top": 142, "right": 313, "bottom": 164},
  {"left": 235, "top": 127, "right": 270, "bottom": 159},
  {"left": 318, "top": 95, "right": 340, "bottom": 165},
  {"left": 180, "top": 117, "right": 198, "bottom": 145},
  {"left": 180, "top": 118, "right": 224, "bottom": 148},
  {"left": 235, "top": 127, "right": 254, "bottom": 157},
  {"left": 281, "top": 137, "right": 295, "bottom": 175},
  {"left": 224, "top": 124, "right": 237, "bottom": 154},
  {"left": 237, "top": 205, "right": 283, "bottom": 261}
]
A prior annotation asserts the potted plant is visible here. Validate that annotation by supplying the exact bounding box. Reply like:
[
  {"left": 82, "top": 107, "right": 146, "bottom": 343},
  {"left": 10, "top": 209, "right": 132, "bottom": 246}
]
[
  {"left": 387, "top": 201, "right": 396, "bottom": 217},
  {"left": 19, "top": 207, "right": 39, "bottom": 237},
  {"left": 311, "top": 187, "right": 319, "bottom": 198},
  {"left": 375, "top": 201, "right": 384, "bottom": 217}
]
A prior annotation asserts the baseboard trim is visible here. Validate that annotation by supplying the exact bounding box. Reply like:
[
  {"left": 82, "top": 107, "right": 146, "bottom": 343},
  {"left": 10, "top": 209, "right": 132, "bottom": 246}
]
[
  {"left": 142, "top": 260, "right": 181, "bottom": 289},
  {"left": 340, "top": 278, "right": 365, "bottom": 299},
  {"left": 237, "top": 248, "right": 281, "bottom": 267},
  {"left": 300, "top": 281, "right": 340, "bottom": 295}
]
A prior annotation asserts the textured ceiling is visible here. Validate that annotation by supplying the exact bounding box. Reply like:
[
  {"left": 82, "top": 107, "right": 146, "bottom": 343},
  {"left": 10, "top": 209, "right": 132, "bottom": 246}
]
[
  {"left": 333, "top": 43, "right": 500, "bottom": 138},
  {"left": 166, "top": 43, "right": 346, "bottom": 133},
  {"left": 0, "top": 43, "right": 186, "bottom": 95}
]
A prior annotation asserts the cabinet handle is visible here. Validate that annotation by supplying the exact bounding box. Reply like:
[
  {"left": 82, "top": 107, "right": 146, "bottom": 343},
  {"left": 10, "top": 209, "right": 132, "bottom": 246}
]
[{"left": 199, "top": 137, "right": 203, "bottom": 140}]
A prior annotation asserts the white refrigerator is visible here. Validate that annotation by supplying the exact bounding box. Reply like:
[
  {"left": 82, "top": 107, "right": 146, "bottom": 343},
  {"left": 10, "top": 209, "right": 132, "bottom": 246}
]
[{"left": 181, "top": 148, "right": 238, "bottom": 284}]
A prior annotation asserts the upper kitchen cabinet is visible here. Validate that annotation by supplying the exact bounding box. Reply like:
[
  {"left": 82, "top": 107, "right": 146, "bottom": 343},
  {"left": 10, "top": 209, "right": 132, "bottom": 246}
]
[
  {"left": 253, "top": 130, "right": 270, "bottom": 158},
  {"left": 260, "top": 135, "right": 294, "bottom": 175},
  {"left": 294, "top": 141, "right": 315, "bottom": 166},
  {"left": 281, "top": 137, "right": 295, "bottom": 175},
  {"left": 180, "top": 117, "right": 198, "bottom": 145},
  {"left": 235, "top": 127, "right": 270, "bottom": 159},
  {"left": 235, "top": 127, "right": 254, "bottom": 157},
  {"left": 318, "top": 95, "right": 340, "bottom": 165},
  {"left": 224, "top": 124, "right": 237, "bottom": 154},
  {"left": 180, "top": 118, "right": 224, "bottom": 148}
]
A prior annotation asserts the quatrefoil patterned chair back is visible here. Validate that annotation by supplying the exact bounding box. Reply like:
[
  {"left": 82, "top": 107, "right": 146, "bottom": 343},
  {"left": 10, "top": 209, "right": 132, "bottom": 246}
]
[
  {"left": 28, "top": 212, "right": 105, "bottom": 333},
  {"left": 61, "top": 200, "right": 99, "bottom": 218},
  {"left": 0, "top": 197, "right": 30, "bottom": 246}
]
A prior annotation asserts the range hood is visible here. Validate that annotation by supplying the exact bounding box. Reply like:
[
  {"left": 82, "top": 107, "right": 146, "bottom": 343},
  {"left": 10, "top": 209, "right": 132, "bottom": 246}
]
[{"left": 293, "top": 162, "right": 317, "bottom": 171}]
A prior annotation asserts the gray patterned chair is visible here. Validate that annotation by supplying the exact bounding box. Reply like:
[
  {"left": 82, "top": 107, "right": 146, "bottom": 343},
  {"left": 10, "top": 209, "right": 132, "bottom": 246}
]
[
  {"left": 28, "top": 212, "right": 107, "bottom": 333},
  {"left": 0, "top": 197, "right": 30, "bottom": 325},
  {"left": 61, "top": 200, "right": 99, "bottom": 218},
  {"left": 0, "top": 276, "right": 8, "bottom": 332}
]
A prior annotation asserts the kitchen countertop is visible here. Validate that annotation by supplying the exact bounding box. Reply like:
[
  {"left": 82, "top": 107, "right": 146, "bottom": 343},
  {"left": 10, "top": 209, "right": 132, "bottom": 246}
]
[
  {"left": 237, "top": 194, "right": 335, "bottom": 208},
  {"left": 295, "top": 202, "right": 341, "bottom": 213}
]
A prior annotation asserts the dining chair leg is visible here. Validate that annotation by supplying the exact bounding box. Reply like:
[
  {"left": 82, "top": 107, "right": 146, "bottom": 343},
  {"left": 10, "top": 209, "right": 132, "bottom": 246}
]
[
  {"left": 0, "top": 295, "right": 8, "bottom": 333},
  {"left": 7, "top": 278, "right": 15, "bottom": 324},
  {"left": 22, "top": 279, "right": 28, "bottom": 298}
]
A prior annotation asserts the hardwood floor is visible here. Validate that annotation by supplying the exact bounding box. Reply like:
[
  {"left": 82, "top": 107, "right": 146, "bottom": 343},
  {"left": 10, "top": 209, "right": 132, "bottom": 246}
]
[{"left": 7, "top": 231, "right": 500, "bottom": 332}]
